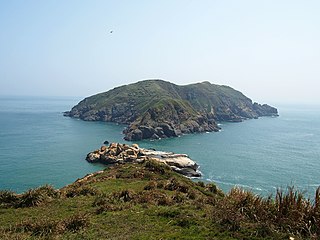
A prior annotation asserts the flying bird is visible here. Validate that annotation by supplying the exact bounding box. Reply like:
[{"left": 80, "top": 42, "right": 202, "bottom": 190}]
[{"left": 110, "top": 30, "right": 113, "bottom": 34}]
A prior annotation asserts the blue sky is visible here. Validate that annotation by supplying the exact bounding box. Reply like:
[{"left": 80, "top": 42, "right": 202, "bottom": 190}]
[{"left": 0, "top": 0, "right": 319, "bottom": 104}]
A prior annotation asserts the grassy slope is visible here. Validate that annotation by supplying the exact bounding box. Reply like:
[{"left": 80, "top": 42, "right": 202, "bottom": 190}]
[
  {"left": 77, "top": 80, "right": 182, "bottom": 112},
  {"left": 1, "top": 161, "right": 318, "bottom": 239},
  {"left": 179, "top": 82, "right": 251, "bottom": 111},
  {"left": 72, "top": 80, "right": 254, "bottom": 119}
]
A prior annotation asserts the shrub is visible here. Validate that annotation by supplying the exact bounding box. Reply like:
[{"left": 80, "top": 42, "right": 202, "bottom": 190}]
[
  {"left": 93, "top": 191, "right": 135, "bottom": 214},
  {"left": 144, "top": 160, "right": 170, "bottom": 175},
  {"left": 36, "top": 185, "right": 59, "bottom": 198},
  {"left": 14, "top": 185, "right": 59, "bottom": 208},
  {"left": 61, "top": 213, "right": 89, "bottom": 233},
  {"left": 144, "top": 181, "right": 157, "bottom": 190},
  {"left": 95, "top": 203, "right": 127, "bottom": 214},
  {"left": 116, "top": 189, "right": 136, "bottom": 202},
  {"left": 164, "top": 178, "right": 189, "bottom": 193},
  {"left": 15, "top": 218, "right": 58, "bottom": 236},
  {"left": 136, "top": 190, "right": 172, "bottom": 206},
  {"left": 172, "top": 192, "right": 186, "bottom": 203},
  {"left": 16, "top": 189, "right": 47, "bottom": 208},
  {"left": 211, "top": 186, "right": 320, "bottom": 238},
  {"left": 0, "top": 190, "right": 19, "bottom": 207},
  {"left": 187, "top": 190, "right": 197, "bottom": 200},
  {"left": 274, "top": 186, "right": 313, "bottom": 234},
  {"left": 14, "top": 214, "right": 89, "bottom": 236},
  {"left": 205, "top": 183, "right": 218, "bottom": 194},
  {"left": 65, "top": 185, "right": 99, "bottom": 198},
  {"left": 1, "top": 185, "right": 59, "bottom": 208},
  {"left": 196, "top": 181, "right": 205, "bottom": 188}
]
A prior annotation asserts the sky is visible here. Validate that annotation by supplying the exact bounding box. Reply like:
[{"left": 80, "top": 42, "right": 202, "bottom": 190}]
[{"left": 0, "top": 0, "right": 319, "bottom": 104}]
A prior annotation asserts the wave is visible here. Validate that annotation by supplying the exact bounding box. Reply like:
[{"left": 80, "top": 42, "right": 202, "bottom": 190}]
[{"left": 206, "top": 178, "right": 265, "bottom": 192}]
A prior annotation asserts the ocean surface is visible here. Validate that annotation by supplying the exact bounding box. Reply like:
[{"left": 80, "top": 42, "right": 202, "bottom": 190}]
[{"left": 0, "top": 96, "right": 320, "bottom": 197}]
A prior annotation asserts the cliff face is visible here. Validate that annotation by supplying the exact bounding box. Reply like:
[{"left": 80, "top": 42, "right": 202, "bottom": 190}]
[{"left": 64, "top": 80, "right": 278, "bottom": 140}]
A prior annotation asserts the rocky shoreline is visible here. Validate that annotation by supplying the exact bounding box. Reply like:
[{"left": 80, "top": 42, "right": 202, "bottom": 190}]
[
  {"left": 86, "top": 143, "right": 201, "bottom": 177},
  {"left": 122, "top": 114, "right": 221, "bottom": 141}
]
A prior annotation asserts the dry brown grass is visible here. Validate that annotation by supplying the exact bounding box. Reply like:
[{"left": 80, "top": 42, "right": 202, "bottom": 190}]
[{"left": 211, "top": 186, "right": 320, "bottom": 238}]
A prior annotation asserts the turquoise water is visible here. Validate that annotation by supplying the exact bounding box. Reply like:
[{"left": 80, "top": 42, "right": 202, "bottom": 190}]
[{"left": 0, "top": 97, "right": 320, "bottom": 197}]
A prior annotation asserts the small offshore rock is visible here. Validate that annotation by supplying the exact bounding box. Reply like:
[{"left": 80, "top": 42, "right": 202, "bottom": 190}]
[{"left": 85, "top": 142, "right": 201, "bottom": 177}]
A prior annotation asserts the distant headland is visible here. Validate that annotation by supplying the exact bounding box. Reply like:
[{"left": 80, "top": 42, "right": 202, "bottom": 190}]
[{"left": 64, "top": 79, "right": 278, "bottom": 140}]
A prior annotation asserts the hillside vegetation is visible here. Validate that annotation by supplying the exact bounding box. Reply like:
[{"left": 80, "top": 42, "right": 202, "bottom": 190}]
[
  {"left": 1, "top": 160, "right": 319, "bottom": 239},
  {"left": 65, "top": 80, "right": 278, "bottom": 140}
]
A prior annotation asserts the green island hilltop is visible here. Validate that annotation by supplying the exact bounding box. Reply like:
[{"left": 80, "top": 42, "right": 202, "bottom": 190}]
[{"left": 64, "top": 79, "right": 278, "bottom": 141}]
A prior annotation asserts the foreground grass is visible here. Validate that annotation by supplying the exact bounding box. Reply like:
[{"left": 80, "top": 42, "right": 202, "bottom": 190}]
[{"left": 0, "top": 160, "right": 319, "bottom": 239}]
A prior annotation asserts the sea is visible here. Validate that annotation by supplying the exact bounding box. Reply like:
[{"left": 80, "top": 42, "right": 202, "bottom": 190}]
[{"left": 0, "top": 96, "right": 320, "bottom": 198}]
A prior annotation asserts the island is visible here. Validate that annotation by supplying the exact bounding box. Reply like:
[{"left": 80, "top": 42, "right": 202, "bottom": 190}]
[{"left": 64, "top": 79, "right": 278, "bottom": 141}]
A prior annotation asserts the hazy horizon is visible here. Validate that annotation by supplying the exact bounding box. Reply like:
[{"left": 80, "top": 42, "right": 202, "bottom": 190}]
[{"left": 1, "top": 1, "right": 319, "bottom": 105}]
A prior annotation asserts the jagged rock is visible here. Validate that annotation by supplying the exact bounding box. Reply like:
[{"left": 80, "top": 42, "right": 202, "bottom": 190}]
[
  {"left": 155, "top": 127, "right": 165, "bottom": 137},
  {"left": 138, "top": 126, "right": 155, "bottom": 139},
  {"left": 159, "top": 123, "right": 177, "bottom": 137},
  {"left": 100, "top": 146, "right": 107, "bottom": 152},
  {"left": 109, "top": 142, "right": 118, "bottom": 149},
  {"left": 150, "top": 133, "right": 160, "bottom": 140},
  {"left": 132, "top": 143, "right": 139, "bottom": 149},
  {"left": 125, "top": 128, "right": 143, "bottom": 141},
  {"left": 170, "top": 166, "right": 201, "bottom": 178},
  {"left": 86, "top": 152, "right": 100, "bottom": 162}
]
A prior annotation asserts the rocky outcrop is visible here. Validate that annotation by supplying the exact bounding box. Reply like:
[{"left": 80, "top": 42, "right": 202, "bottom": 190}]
[
  {"left": 122, "top": 104, "right": 220, "bottom": 141},
  {"left": 123, "top": 119, "right": 219, "bottom": 141},
  {"left": 86, "top": 143, "right": 201, "bottom": 177},
  {"left": 65, "top": 80, "right": 278, "bottom": 140}
]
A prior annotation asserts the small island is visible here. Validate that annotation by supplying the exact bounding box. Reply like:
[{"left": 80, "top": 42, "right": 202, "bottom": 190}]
[
  {"left": 64, "top": 79, "right": 278, "bottom": 141},
  {"left": 86, "top": 143, "right": 201, "bottom": 177}
]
